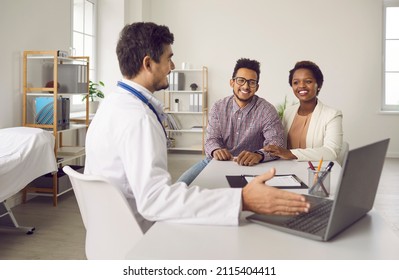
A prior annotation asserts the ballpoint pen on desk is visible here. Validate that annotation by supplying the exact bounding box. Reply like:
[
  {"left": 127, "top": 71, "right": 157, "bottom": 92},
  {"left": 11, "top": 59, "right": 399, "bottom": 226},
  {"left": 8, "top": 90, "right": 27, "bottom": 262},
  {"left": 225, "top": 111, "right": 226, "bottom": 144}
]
[{"left": 308, "top": 161, "right": 334, "bottom": 196}]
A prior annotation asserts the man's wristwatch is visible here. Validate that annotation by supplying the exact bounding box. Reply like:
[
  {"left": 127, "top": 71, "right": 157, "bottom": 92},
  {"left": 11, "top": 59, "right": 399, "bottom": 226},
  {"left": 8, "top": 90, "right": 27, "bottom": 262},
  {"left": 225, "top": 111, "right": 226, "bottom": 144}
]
[{"left": 253, "top": 150, "right": 264, "bottom": 162}]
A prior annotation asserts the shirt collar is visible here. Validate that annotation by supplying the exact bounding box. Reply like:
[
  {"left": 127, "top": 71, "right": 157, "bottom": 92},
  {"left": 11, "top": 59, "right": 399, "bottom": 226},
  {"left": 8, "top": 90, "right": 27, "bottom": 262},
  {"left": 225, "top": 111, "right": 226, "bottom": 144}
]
[
  {"left": 119, "top": 78, "right": 167, "bottom": 121},
  {"left": 232, "top": 95, "right": 258, "bottom": 114}
]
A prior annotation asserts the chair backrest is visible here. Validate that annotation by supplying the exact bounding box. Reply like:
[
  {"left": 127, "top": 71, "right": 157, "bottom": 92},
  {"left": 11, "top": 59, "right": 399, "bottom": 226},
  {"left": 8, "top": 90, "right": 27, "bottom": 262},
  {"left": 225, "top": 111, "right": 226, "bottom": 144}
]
[
  {"left": 63, "top": 166, "right": 143, "bottom": 260},
  {"left": 337, "top": 141, "right": 349, "bottom": 166}
]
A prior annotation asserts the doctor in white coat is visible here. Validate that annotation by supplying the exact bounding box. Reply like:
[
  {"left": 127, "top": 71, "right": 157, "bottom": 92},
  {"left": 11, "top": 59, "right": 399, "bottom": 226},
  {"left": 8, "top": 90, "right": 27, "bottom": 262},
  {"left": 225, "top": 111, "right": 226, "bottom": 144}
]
[
  {"left": 84, "top": 22, "right": 309, "bottom": 233},
  {"left": 264, "top": 61, "right": 343, "bottom": 161}
]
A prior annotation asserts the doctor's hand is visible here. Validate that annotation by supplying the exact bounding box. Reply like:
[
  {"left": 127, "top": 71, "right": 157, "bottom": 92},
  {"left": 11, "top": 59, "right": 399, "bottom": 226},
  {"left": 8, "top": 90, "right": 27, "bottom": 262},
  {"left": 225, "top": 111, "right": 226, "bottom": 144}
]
[
  {"left": 242, "top": 168, "right": 310, "bottom": 215},
  {"left": 263, "top": 144, "right": 297, "bottom": 160},
  {"left": 212, "top": 148, "right": 233, "bottom": 161}
]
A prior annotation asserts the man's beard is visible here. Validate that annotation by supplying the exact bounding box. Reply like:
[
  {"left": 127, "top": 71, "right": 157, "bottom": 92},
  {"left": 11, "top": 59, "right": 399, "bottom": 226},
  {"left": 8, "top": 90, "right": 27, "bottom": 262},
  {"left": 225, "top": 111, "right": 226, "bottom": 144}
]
[
  {"left": 158, "top": 83, "right": 169, "bottom": 91},
  {"left": 155, "top": 80, "right": 169, "bottom": 91},
  {"left": 233, "top": 90, "right": 253, "bottom": 103}
]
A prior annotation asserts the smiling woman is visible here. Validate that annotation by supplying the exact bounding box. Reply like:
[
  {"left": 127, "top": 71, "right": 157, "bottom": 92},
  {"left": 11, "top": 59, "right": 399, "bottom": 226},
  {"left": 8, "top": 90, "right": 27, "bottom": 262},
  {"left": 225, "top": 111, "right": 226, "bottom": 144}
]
[{"left": 263, "top": 61, "right": 343, "bottom": 162}]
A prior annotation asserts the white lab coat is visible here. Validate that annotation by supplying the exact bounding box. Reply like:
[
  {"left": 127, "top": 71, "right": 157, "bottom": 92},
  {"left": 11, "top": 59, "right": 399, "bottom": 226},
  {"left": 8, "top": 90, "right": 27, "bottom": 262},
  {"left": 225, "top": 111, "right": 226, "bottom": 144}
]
[
  {"left": 84, "top": 79, "right": 242, "bottom": 232},
  {"left": 283, "top": 100, "right": 343, "bottom": 161}
]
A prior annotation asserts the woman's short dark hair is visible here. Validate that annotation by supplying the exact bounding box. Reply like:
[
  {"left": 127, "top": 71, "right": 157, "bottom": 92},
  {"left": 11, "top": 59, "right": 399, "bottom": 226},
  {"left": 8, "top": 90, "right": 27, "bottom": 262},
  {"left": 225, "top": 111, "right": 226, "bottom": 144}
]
[
  {"left": 288, "top": 60, "right": 324, "bottom": 90},
  {"left": 232, "top": 58, "right": 261, "bottom": 83},
  {"left": 116, "top": 22, "right": 174, "bottom": 79}
]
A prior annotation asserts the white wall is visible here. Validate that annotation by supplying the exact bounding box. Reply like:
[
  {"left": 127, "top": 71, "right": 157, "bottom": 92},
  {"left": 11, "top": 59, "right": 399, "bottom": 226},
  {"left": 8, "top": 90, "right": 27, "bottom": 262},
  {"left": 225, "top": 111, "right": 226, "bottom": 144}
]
[
  {"left": 97, "top": 0, "right": 124, "bottom": 94},
  {"left": 0, "top": 0, "right": 71, "bottom": 129},
  {"left": 135, "top": 0, "right": 398, "bottom": 157},
  {"left": 97, "top": 0, "right": 150, "bottom": 94},
  {"left": 1, "top": 0, "right": 398, "bottom": 157}
]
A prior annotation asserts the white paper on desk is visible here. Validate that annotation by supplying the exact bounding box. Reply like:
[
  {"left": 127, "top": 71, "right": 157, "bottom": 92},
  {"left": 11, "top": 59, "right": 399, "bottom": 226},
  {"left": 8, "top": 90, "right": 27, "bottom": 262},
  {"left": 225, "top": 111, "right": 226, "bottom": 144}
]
[{"left": 245, "top": 175, "right": 301, "bottom": 187}]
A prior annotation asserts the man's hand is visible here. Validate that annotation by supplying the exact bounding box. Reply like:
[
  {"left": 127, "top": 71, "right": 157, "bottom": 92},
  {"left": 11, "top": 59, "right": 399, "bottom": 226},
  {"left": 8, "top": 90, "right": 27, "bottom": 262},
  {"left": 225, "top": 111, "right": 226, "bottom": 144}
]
[
  {"left": 234, "top": 150, "right": 262, "bottom": 166},
  {"left": 263, "top": 144, "right": 297, "bottom": 160},
  {"left": 242, "top": 168, "right": 310, "bottom": 215},
  {"left": 212, "top": 148, "right": 233, "bottom": 161}
]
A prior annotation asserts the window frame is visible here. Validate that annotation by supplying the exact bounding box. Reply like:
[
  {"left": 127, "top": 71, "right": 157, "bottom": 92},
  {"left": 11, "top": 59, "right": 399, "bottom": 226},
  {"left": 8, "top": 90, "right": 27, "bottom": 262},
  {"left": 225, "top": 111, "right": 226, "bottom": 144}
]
[
  {"left": 70, "top": 0, "right": 98, "bottom": 112},
  {"left": 382, "top": 0, "right": 399, "bottom": 112}
]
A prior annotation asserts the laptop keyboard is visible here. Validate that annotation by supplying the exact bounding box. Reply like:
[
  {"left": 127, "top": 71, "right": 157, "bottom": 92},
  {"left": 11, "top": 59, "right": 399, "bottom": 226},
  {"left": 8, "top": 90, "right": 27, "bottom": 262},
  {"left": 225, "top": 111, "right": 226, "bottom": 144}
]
[{"left": 284, "top": 198, "right": 333, "bottom": 234}]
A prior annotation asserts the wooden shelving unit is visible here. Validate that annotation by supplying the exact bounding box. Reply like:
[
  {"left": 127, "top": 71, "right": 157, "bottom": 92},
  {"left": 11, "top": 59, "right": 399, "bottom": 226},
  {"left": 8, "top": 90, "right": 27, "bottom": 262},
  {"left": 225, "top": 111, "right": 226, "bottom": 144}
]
[
  {"left": 161, "top": 66, "right": 208, "bottom": 153},
  {"left": 21, "top": 50, "right": 89, "bottom": 206}
]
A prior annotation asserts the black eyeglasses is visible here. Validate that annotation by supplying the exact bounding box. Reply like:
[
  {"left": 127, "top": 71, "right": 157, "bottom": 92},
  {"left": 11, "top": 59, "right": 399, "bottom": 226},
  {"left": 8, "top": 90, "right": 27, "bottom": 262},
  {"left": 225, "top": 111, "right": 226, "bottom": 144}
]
[{"left": 233, "top": 77, "right": 258, "bottom": 88}]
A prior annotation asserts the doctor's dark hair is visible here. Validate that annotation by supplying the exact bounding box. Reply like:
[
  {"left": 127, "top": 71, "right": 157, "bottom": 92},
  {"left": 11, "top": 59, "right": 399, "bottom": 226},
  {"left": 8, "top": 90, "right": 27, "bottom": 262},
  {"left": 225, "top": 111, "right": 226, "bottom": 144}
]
[
  {"left": 116, "top": 22, "right": 174, "bottom": 79},
  {"left": 288, "top": 61, "right": 324, "bottom": 91},
  {"left": 232, "top": 58, "right": 261, "bottom": 83}
]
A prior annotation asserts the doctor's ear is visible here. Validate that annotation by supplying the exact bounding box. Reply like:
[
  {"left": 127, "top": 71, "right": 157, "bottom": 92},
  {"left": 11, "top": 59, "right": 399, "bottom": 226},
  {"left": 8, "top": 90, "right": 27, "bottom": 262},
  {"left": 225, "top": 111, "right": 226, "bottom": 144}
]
[{"left": 143, "top": 56, "right": 152, "bottom": 71}]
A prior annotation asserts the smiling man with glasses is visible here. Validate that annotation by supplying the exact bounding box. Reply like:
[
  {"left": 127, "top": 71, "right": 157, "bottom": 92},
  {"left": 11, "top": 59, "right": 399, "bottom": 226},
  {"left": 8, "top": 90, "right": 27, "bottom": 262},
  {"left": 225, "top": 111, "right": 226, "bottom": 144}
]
[{"left": 177, "top": 58, "right": 285, "bottom": 185}]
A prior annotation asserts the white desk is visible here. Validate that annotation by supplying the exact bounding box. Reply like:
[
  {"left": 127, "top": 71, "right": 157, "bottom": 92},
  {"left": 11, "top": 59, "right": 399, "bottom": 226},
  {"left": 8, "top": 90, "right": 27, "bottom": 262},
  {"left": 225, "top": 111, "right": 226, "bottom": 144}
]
[
  {"left": 189, "top": 159, "right": 341, "bottom": 196},
  {"left": 128, "top": 159, "right": 399, "bottom": 259}
]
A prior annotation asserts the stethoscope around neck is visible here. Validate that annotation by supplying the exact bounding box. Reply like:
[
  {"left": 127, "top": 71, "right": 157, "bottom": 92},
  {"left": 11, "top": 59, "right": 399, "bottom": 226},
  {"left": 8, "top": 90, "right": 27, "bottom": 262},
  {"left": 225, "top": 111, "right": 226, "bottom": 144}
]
[{"left": 117, "top": 81, "right": 167, "bottom": 138}]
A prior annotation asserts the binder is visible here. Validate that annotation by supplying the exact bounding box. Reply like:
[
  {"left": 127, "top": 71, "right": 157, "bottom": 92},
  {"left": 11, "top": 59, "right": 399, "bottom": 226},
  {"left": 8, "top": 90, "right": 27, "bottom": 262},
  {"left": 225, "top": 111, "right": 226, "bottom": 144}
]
[
  {"left": 198, "top": 93, "right": 202, "bottom": 112},
  {"left": 62, "top": 98, "right": 70, "bottom": 129},
  {"left": 168, "top": 72, "right": 174, "bottom": 90},
  {"left": 174, "top": 72, "right": 184, "bottom": 90},
  {"left": 35, "top": 97, "right": 69, "bottom": 130},
  {"left": 35, "top": 97, "right": 59, "bottom": 126},
  {"left": 189, "top": 94, "right": 194, "bottom": 111},
  {"left": 193, "top": 93, "right": 199, "bottom": 112}
]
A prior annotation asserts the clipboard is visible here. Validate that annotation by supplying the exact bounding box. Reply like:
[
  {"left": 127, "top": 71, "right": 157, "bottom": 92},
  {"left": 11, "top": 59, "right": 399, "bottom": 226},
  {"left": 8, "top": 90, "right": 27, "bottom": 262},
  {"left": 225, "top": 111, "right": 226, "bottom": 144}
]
[{"left": 226, "top": 174, "right": 308, "bottom": 189}]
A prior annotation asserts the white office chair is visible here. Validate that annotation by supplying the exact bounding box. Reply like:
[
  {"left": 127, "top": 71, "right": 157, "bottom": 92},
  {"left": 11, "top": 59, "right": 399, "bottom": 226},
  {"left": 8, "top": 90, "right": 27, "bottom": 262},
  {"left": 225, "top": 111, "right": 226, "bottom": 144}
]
[
  {"left": 337, "top": 141, "right": 349, "bottom": 166},
  {"left": 63, "top": 166, "right": 143, "bottom": 260}
]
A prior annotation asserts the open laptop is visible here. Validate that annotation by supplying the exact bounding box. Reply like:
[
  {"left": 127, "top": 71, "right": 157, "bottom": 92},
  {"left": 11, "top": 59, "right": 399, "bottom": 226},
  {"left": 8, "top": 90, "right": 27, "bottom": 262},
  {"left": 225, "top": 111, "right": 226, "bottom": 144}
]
[{"left": 246, "top": 139, "right": 390, "bottom": 241}]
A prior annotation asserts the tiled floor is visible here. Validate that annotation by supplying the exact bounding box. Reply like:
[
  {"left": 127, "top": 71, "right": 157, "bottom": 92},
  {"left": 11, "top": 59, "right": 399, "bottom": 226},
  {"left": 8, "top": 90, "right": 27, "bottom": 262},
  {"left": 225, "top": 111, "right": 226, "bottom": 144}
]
[{"left": 0, "top": 154, "right": 398, "bottom": 259}]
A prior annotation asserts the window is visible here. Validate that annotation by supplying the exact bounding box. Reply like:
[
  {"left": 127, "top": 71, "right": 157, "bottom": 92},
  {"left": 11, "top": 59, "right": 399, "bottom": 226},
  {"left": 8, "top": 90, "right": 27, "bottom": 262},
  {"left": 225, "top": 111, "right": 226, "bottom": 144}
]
[
  {"left": 383, "top": 1, "right": 399, "bottom": 111},
  {"left": 71, "top": 0, "right": 97, "bottom": 111}
]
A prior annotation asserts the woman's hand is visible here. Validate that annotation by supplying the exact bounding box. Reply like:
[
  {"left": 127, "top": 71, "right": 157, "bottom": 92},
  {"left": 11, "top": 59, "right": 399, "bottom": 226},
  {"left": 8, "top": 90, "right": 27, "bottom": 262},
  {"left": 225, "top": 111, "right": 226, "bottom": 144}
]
[{"left": 263, "top": 144, "right": 297, "bottom": 160}]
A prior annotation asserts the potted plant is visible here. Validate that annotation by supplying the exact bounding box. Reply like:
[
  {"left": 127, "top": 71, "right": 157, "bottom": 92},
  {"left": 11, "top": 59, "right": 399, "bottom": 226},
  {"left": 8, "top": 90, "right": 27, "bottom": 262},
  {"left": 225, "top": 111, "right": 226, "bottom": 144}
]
[
  {"left": 276, "top": 96, "right": 295, "bottom": 120},
  {"left": 83, "top": 80, "right": 105, "bottom": 113}
]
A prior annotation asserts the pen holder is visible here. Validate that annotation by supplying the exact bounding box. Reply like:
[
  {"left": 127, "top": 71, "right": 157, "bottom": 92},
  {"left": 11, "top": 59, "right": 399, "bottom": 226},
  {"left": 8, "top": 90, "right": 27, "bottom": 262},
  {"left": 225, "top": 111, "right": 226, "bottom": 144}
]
[{"left": 308, "top": 168, "right": 331, "bottom": 197}]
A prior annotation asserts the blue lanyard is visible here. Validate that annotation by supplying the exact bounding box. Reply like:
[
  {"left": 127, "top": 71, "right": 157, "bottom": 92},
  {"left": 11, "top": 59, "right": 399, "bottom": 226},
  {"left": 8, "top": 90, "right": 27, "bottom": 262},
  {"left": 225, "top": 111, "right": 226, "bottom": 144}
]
[{"left": 117, "top": 81, "right": 167, "bottom": 137}]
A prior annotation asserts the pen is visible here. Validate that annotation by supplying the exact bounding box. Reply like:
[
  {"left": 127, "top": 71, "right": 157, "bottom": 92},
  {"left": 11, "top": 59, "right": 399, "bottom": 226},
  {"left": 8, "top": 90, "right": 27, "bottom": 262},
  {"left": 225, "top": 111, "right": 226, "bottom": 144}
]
[
  {"left": 308, "top": 160, "right": 318, "bottom": 183},
  {"left": 308, "top": 161, "right": 328, "bottom": 193},
  {"left": 309, "top": 162, "right": 334, "bottom": 196},
  {"left": 317, "top": 157, "right": 323, "bottom": 172},
  {"left": 314, "top": 157, "right": 323, "bottom": 187},
  {"left": 324, "top": 161, "right": 334, "bottom": 172}
]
